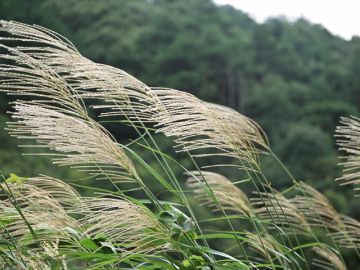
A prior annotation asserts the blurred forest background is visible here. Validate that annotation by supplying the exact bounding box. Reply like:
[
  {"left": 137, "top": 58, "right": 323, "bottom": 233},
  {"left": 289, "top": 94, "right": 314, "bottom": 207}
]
[{"left": 1, "top": 0, "right": 359, "bottom": 219}]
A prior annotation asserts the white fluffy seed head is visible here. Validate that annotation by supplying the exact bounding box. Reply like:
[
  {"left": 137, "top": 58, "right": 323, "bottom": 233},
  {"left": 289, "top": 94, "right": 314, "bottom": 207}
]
[
  {"left": 252, "top": 189, "right": 311, "bottom": 234},
  {"left": 291, "top": 181, "right": 342, "bottom": 231},
  {"left": 329, "top": 215, "right": 360, "bottom": 249},
  {"left": 151, "top": 88, "right": 268, "bottom": 170},
  {"left": 244, "top": 231, "right": 286, "bottom": 263},
  {"left": 0, "top": 20, "right": 156, "bottom": 124},
  {"left": 186, "top": 171, "right": 253, "bottom": 217},
  {"left": 335, "top": 116, "right": 360, "bottom": 195},
  {"left": 74, "top": 197, "right": 171, "bottom": 255},
  {"left": 8, "top": 103, "right": 137, "bottom": 181},
  {"left": 312, "top": 246, "right": 346, "bottom": 270},
  {"left": 0, "top": 181, "right": 79, "bottom": 247}
]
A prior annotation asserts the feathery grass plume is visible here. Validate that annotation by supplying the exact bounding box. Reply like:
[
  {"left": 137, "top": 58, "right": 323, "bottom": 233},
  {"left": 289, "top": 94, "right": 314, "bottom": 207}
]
[
  {"left": 244, "top": 231, "right": 288, "bottom": 264},
  {"left": 293, "top": 183, "right": 360, "bottom": 250},
  {"left": 186, "top": 171, "right": 253, "bottom": 217},
  {"left": 312, "top": 246, "right": 346, "bottom": 270},
  {"left": 0, "top": 20, "right": 77, "bottom": 51},
  {"left": 0, "top": 20, "right": 156, "bottom": 123},
  {"left": 23, "top": 175, "right": 80, "bottom": 209},
  {"left": 335, "top": 116, "right": 360, "bottom": 195},
  {"left": 0, "top": 39, "right": 86, "bottom": 119},
  {"left": 0, "top": 181, "right": 79, "bottom": 248},
  {"left": 74, "top": 197, "right": 171, "bottom": 255},
  {"left": 74, "top": 63, "right": 157, "bottom": 123},
  {"left": 205, "top": 102, "right": 269, "bottom": 148},
  {"left": 291, "top": 181, "right": 342, "bottom": 231},
  {"left": 7, "top": 103, "right": 137, "bottom": 182},
  {"left": 0, "top": 21, "right": 145, "bottom": 182},
  {"left": 329, "top": 215, "right": 360, "bottom": 249},
  {"left": 151, "top": 88, "right": 268, "bottom": 170},
  {"left": 251, "top": 189, "right": 311, "bottom": 234}
]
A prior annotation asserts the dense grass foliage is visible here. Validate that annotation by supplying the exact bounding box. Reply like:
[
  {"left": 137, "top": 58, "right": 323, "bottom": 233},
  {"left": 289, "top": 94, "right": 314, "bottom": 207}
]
[{"left": 0, "top": 21, "right": 359, "bottom": 269}]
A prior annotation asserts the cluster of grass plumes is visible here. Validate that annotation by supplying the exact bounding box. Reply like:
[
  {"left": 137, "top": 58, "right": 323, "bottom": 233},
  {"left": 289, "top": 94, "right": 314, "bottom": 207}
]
[
  {"left": 0, "top": 20, "right": 359, "bottom": 269},
  {"left": 336, "top": 116, "right": 360, "bottom": 196}
]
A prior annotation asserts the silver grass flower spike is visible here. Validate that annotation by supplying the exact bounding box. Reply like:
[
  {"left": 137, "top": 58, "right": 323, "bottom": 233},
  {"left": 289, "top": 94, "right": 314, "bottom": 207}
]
[
  {"left": 335, "top": 116, "right": 360, "bottom": 195},
  {"left": 186, "top": 171, "right": 253, "bottom": 217},
  {"left": 0, "top": 20, "right": 156, "bottom": 123},
  {"left": 244, "top": 231, "right": 288, "bottom": 265},
  {"left": 293, "top": 182, "right": 360, "bottom": 250},
  {"left": 0, "top": 21, "right": 138, "bottom": 183},
  {"left": 205, "top": 102, "right": 268, "bottom": 148},
  {"left": 151, "top": 88, "right": 268, "bottom": 170},
  {"left": 251, "top": 189, "right": 311, "bottom": 234},
  {"left": 0, "top": 21, "right": 268, "bottom": 172},
  {"left": 8, "top": 103, "right": 137, "bottom": 181},
  {"left": 23, "top": 175, "right": 81, "bottom": 209},
  {"left": 329, "top": 215, "right": 360, "bottom": 249},
  {"left": 75, "top": 64, "right": 157, "bottom": 123},
  {"left": 0, "top": 182, "right": 79, "bottom": 247},
  {"left": 0, "top": 40, "right": 87, "bottom": 119},
  {"left": 312, "top": 246, "right": 346, "bottom": 270},
  {"left": 74, "top": 197, "right": 171, "bottom": 255},
  {"left": 291, "top": 182, "right": 342, "bottom": 231}
]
